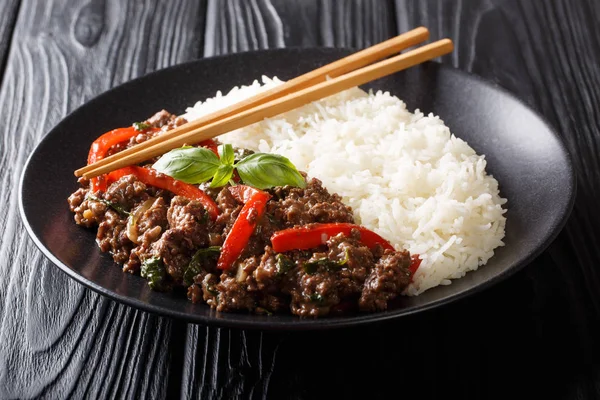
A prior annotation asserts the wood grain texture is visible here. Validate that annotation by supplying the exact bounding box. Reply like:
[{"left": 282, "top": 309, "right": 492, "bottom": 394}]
[
  {"left": 0, "top": 0, "right": 21, "bottom": 84},
  {"left": 204, "top": 0, "right": 396, "bottom": 55},
  {"left": 395, "top": 0, "right": 600, "bottom": 398},
  {"left": 184, "top": 1, "right": 600, "bottom": 399},
  {"left": 0, "top": 1, "right": 205, "bottom": 398}
]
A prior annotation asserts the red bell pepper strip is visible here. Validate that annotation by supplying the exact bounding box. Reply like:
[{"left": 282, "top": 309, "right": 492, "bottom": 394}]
[
  {"left": 88, "top": 127, "right": 139, "bottom": 165},
  {"left": 217, "top": 185, "right": 272, "bottom": 270},
  {"left": 409, "top": 254, "right": 422, "bottom": 278},
  {"left": 270, "top": 223, "right": 395, "bottom": 253},
  {"left": 88, "top": 126, "right": 160, "bottom": 192},
  {"left": 271, "top": 222, "right": 422, "bottom": 277},
  {"left": 105, "top": 166, "right": 219, "bottom": 221},
  {"left": 199, "top": 139, "right": 219, "bottom": 155},
  {"left": 87, "top": 127, "right": 217, "bottom": 192}
]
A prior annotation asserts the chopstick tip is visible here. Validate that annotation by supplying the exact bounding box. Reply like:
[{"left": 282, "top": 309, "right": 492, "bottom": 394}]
[
  {"left": 412, "top": 26, "right": 430, "bottom": 40},
  {"left": 444, "top": 38, "right": 454, "bottom": 51}
]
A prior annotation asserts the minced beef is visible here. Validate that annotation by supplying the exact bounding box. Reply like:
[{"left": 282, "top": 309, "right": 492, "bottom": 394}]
[
  {"left": 68, "top": 110, "right": 414, "bottom": 317},
  {"left": 268, "top": 178, "right": 354, "bottom": 227},
  {"left": 104, "top": 175, "right": 149, "bottom": 210},
  {"left": 68, "top": 187, "right": 107, "bottom": 227},
  {"left": 359, "top": 250, "right": 412, "bottom": 311},
  {"left": 124, "top": 197, "right": 169, "bottom": 273},
  {"left": 96, "top": 209, "right": 132, "bottom": 264}
]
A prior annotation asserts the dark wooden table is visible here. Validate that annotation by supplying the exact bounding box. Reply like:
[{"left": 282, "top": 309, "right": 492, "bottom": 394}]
[{"left": 1, "top": 1, "right": 599, "bottom": 399}]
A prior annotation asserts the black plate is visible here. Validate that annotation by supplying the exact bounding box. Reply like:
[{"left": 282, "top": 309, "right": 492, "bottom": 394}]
[{"left": 19, "top": 48, "right": 575, "bottom": 330}]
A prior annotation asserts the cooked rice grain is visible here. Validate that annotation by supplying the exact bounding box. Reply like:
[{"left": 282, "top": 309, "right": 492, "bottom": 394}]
[{"left": 183, "top": 76, "right": 507, "bottom": 295}]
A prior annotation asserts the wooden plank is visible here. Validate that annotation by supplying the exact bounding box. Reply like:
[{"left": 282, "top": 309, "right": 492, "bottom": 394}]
[
  {"left": 394, "top": 0, "right": 600, "bottom": 398},
  {"left": 1, "top": 0, "right": 598, "bottom": 399},
  {"left": 181, "top": 1, "right": 398, "bottom": 399},
  {"left": 0, "top": 1, "right": 206, "bottom": 398},
  {"left": 182, "top": 0, "right": 600, "bottom": 399},
  {"left": 204, "top": 0, "right": 397, "bottom": 56},
  {"left": 0, "top": 0, "right": 20, "bottom": 81}
]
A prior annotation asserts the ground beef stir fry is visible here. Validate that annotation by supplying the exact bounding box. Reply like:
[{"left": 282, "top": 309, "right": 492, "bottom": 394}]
[{"left": 68, "top": 110, "right": 415, "bottom": 317}]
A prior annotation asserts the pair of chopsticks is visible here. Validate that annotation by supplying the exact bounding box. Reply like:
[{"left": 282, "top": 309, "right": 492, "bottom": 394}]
[{"left": 76, "top": 27, "right": 452, "bottom": 179}]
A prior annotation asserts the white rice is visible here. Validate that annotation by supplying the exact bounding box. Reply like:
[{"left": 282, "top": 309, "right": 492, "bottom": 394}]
[{"left": 183, "top": 76, "right": 507, "bottom": 295}]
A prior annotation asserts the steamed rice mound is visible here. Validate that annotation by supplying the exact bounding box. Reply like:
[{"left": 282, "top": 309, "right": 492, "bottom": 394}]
[{"left": 183, "top": 76, "right": 507, "bottom": 295}]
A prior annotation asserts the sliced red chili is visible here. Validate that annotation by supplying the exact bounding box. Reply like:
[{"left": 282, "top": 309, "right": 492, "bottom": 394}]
[
  {"left": 271, "top": 222, "right": 422, "bottom": 279},
  {"left": 217, "top": 185, "right": 271, "bottom": 270},
  {"left": 198, "top": 139, "right": 219, "bottom": 155},
  {"left": 88, "top": 128, "right": 216, "bottom": 192},
  {"left": 409, "top": 254, "right": 422, "bottom": 279},
  {"left": 105, "top": 166, "right": 219, "bottom": 220},
  {"left": 87, "top": 126, "right": 160, "bottom": 192},
  {"left": 270, "top": 223, "right": 395, "bottom": 253}
]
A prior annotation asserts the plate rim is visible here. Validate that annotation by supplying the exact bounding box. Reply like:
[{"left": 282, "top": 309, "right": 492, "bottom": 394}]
[{"left": 18, "top": 47, "right": 577, "bottom": 330}]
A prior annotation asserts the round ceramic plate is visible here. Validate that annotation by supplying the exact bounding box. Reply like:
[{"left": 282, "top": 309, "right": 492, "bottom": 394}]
[{"left": 19, "top": 48, "right": 575, "bottom": 330}]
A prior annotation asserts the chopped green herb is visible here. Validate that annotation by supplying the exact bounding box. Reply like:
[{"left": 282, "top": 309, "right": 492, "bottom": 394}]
[
  {"left": 141, "top": 256, "right": 166, "bottom": 290},
  {"left": 309, "top": 293, "right": 325, "bottom": 304},
  {"left": 183, "top": 246, "right": 221, "bottom": 286},
  {"left": 133, "top": 121, "right": 151, "bottom": 131},
  {"left": 200, "top": 211, "right": 210, "bottom": 225},
  {"left": 276, "top": 254, "right": 294, "bottom": 276},
  {"left": 303, "top": 259, "right": 323, "bottom": 274},
  {"left": 299, "top": 250, "right": 313, "bottom": 258},
  {"left": 339, "top": 248, "right": 350, "bottom": 266},
  {"left": 303, "top": 251, "right": 349, "bottom": 275},
  {"left": 255, "top": 307, "right": 273, "bottom": 316},
  {"left": 266, "top": 213, "right": 283, "bottom": 229},
  {"left": 198, "top": 246, "right": 222, "bottom": 255},
  {"left": 86, "top": 193, "right": 130, "bottom": 217},
  {"left": 206, "top": 285, "right": 219, "bottom": 296}
]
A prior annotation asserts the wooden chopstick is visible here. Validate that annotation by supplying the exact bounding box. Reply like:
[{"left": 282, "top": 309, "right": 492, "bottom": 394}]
[
  {"left": 81, "top": 38, "right": 453, "bottom": 180},
  {"left": 75, "top": 27, "right": 429, "bottom": 178}
]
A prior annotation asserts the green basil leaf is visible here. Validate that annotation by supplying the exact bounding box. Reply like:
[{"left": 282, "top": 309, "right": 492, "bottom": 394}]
[
  {"left": 309, "top": 293, "right": 325, "bottom": 304},
  {"left": 133, "top": 121, "right": 151, "bottom": 131},
  {"left": 218, "top": 143, "right": 235, "bottom": 166},
  {"left": 183, "top": 246, "right": 221, "bottom": 286},
  {"left": 276, "top": 254, "right": 294, "bottom": 276},
  {"left": 206, "top": 285, "right": 219, "bottom": 296},
  {"left": 197, "top": 246, "right": 222, "bottom": 255},
  {"left": 303, "top": 258, "right": 327, "bottom": 274},
  {"left": 141, "top": 256, "right": 166, "bottom": 290},
  {"left": 303, "top": 255, "right": 347, "bottom": 275},
  {"left": 86, "top": 193, "right": 130, "bottom": 216},
  {"left": 209, "top": 164, "right": 234, "bottom": 188},
  {"left": 255, "top": 307, "right": 273, "bottom": 316},
  {"left": 235, "top": 153, "right": 306, "bottom": 189},
  {"left": 152, "top": 147, "right": 220, "bottom": 184}
]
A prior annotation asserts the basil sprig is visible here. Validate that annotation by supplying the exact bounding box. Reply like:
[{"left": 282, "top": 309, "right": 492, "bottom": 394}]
[
  {"left": 152, "top": 146, "right": 221, "bottom": 183},
  {"left": 153, "top": 144, "right": 305, "bottom": 189}
]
